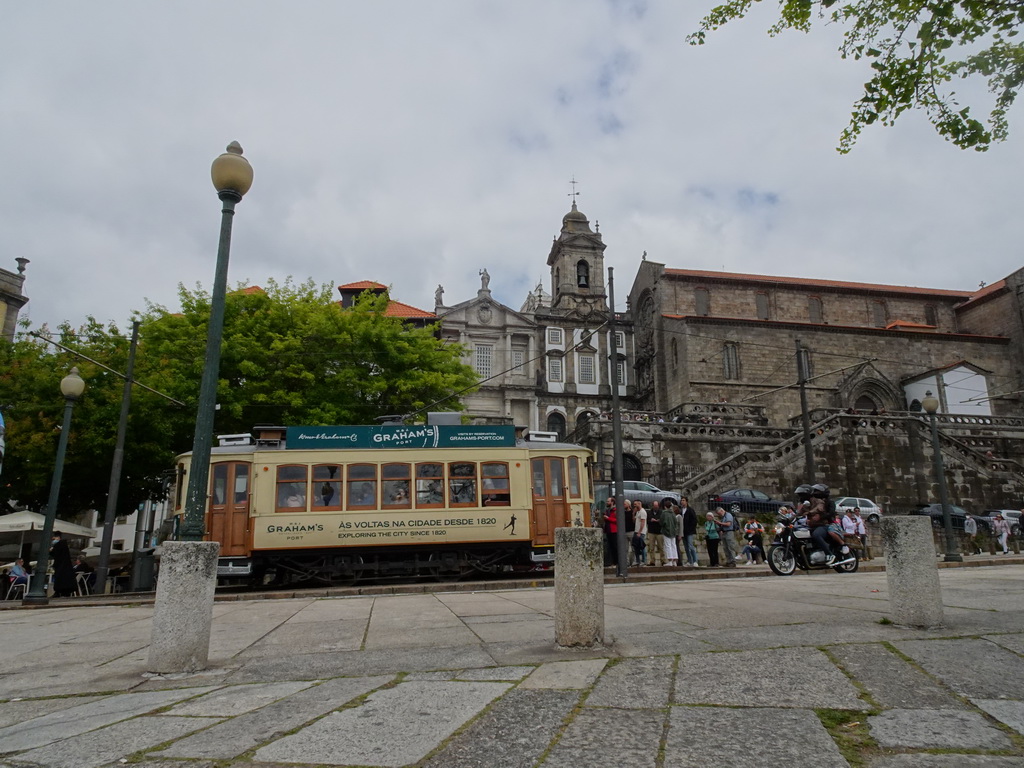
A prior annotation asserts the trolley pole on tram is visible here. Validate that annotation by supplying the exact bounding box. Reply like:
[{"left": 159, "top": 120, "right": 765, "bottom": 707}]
[{"left": 607, "top": 268, "right": 629, "bottom": 577}]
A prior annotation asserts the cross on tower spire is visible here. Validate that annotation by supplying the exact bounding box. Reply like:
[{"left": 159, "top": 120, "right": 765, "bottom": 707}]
[{"left": 568, "top": 175, "right": 580, "bottom": 206}]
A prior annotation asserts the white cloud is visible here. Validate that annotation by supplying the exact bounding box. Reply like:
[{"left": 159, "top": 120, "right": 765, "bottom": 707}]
[{"left": 1, "top": 1, "right": 1020, "bottom": 330}]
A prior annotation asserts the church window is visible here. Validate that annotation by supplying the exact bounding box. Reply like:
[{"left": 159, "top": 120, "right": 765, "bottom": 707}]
[
  {"left": 548, "top": 356, "right": 563, "bottom": 382},
  {"left": 671, "top": 339, "right": 678, "bottom": 369},
  {"left": 576, "top": 260, "right": 590, "bottom": 287},
  {"left": 723, "top": 343, "right": 740, "bottom": 380},
  {"left": 474, "top": 344, "right": 493, "bottom": 379},
  {"left": 548, "top": 328, "right": 563, "bottom": 345},
  {"left": 614, "top": 331, "right": 625, "bottom": 348},
  {"left": 695, "top": 287, "right": 711, "bottom": 316},
  {"left": 579, "top": 354, "right": 596, "bottom": 384},
  {"left": 511, "top": 349, "right": 525, "bottom": 372},
  {"left": 924, "top": 304, "right": 937, "bottom": 326},
  {"left": 871, "top": 300, "right": 887, "bottom": 327},
  {"left": 546, "top": 412, "right": 567, "bottom": 441},
  {"left": 616, "top": 360, "right": 626, "bottom": 385},
  {"left": 808, "top": 296, "right": 823, "bottom": 323},
  {"left": 755, "top": 292, "right": 770, "bottom": 320}
]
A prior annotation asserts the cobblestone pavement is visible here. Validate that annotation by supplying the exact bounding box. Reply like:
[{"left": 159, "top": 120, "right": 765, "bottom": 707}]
[{"left": 0, "top": 564, "right": 1022, "bottom": 767}]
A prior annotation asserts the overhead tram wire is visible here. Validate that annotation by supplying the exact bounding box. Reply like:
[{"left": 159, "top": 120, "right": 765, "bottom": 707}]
[{"left": 28, "top": 332, "right": 185, "bottom": 406}]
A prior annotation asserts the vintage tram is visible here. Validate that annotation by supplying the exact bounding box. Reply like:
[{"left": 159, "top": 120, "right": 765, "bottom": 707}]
[{"left": 169, "top": 422, "right": 595, "bottom": 585}]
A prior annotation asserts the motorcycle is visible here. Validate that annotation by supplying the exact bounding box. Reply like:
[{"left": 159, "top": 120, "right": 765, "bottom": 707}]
[{"left": 766, "top": 511, "right": 859, "bottom": 576}]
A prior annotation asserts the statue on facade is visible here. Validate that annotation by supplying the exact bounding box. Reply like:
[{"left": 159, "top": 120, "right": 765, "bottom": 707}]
[
  {"left": 434, "top": 284, "right": 444, "bottom": 306},
  {"left": 479, "top": 268, "right": 490, "bottom": 291}
]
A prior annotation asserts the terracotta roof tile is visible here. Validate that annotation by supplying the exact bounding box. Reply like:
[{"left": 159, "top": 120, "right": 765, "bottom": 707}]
[
  {"left": 663, "top": 268, "right": 971, "bottom": 298},
  {"left": 232, "top": 285, "right": 264, "bottom": 295},
  {"left": 885, "top": 320, "right": 936, "bottom": 330},
  {"left": 384, "top": 300, "right": 435, "bottom": 319},
  {"left": 338, "top": 280, "right": 388, "bottom": 291},
  {"left": 958, "top": 279, "right": 1007, "bottom": 308}
]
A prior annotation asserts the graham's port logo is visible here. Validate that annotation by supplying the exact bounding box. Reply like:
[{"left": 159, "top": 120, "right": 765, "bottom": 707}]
[{"left": 267, "top": 524, "right": 324, "bottom": 533}]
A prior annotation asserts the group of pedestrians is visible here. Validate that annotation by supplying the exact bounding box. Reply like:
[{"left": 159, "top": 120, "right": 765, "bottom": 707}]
[{"left": 598, "top": 496, "right": 757, "bottom": 569}]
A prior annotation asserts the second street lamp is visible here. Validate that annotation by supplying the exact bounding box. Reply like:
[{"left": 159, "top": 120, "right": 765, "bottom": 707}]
[
  {"left": 921, "top": 391, "right": 963, "bottom": 563},
  {"left": 23, "top": 367, "right": 86, "bottom": 605},
  {"left": 180, "top": 142, "right": 254, "bottom": 542}
]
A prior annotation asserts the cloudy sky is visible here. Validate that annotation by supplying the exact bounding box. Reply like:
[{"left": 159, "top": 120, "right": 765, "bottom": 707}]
[{"left": 2, "top": 1, "right": 1020, "bottom": 332}]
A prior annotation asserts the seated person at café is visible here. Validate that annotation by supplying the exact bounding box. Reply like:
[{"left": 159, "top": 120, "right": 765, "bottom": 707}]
[{"left": 73, "top": 556, "right": 96, "bottom": 591}]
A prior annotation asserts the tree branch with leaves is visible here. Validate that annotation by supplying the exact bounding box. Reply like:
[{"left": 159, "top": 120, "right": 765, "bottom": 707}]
[{"left": 689, "top": 0, "right": 1024, "bottom": 151}]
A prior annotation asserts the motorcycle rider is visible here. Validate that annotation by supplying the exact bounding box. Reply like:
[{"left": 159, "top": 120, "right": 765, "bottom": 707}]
[{"left": 796, "top": 483, "right": 842, "bottom": 564}]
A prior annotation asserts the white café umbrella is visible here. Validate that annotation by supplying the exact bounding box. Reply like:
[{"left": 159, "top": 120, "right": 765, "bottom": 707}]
[{"left": 0, "top": 510, "right": 95, "bottom": 538}]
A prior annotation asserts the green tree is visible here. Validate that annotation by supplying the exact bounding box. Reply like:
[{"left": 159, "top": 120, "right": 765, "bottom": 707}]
[
  {"left": 689, "top": 1, "right": 1024, "bottom": 151},
  {"left": 0, "top": 280, "right": 478, "bottom": 520},
  {"left": 0, "top": 318, "right": 180, "bottom": 519},
  {"left": 137, "top": 279, "right": 479, "bottom": 432}
]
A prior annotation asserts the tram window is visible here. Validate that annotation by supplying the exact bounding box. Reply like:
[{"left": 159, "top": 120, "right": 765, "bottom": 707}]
[
  {"left": 481, "top": 462, "right": 511, "bottom": 506},
  {"left": 548, "top": 460, "right": 564, "bottom": 497},
  {"left": 567, "top": 456, "right": 581, "bottom": 498},
  {"left": 449, "top": 462, "right": 478, "bottom": 507},
  {"left": 312, "top": 464, "right": 342, "bottom": 510},
  {"left": 276, "top": 465, "right": 308, "bottom": 511},
  {"left": 416, "top": 463, "right": 445, "bottom": 507},
  {"left": 347, "top": 464, "right": 377, "bottom": 508},
  {"left": 211, "top": 464, "right": 229, "bottom": 506},
  {"left": 382, "top": 463, "right": 412, "bottom": 509},
  {"left": 234, "top": 464, "right": 250, "bottom": 504}
]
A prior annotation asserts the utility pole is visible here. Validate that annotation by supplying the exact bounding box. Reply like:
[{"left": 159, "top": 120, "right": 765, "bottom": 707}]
[
  {"left": 796, "top": 339, "right": 815, "bottom": 482},
  {"left": 95, "top": 320, "right": 140, "bottom": 593},
  {"left": 607, "top": 267, "right": 629, "bottom": 577}
]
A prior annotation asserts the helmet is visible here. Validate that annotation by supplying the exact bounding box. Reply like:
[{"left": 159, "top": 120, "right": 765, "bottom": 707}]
[
  {"left": 794, "top": 484, "right": 813, "bottom": 502},
  {"left": 811, "top": 483, "right": 830, "bottom": 498}
]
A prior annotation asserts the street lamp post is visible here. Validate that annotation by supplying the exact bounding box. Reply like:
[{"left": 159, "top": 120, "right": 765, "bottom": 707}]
[
  {"left": 921, "top": 391, "right": 962, "bottom": 562},
  {"left": 180, "top": 142, "right": 253, "bottom": 542},
  {"left": 23, "top": 367, "right": 86, "bottom": 605}
]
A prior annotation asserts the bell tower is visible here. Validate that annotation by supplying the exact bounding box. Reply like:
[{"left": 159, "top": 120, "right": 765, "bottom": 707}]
[{"left": 546, "top": 200, "right": 607, "bottom": 317}]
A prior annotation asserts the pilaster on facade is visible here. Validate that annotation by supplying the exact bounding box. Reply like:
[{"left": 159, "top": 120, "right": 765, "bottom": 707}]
[{"left": 0, "top": 259, "right": 29, "bottom": 340}]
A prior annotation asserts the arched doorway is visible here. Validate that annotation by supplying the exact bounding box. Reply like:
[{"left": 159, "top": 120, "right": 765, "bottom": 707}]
[
  {"left": 622, "top": 454, "right": 642, "bottom": 481},
  {"left": 576, "top": 410, "right": 596, "bottom": 431},
  {"left": 854, "top": 394, "right": 878, "bottom": 412},
  {"left": 546, "top": 412, "right": 566, "bottom": 441}
]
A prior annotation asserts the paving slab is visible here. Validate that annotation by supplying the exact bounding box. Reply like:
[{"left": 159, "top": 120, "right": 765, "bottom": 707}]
[
  {"left": 156, "top": 675, "right": 392, "bottom": 760},
  {"left": 0, "top": 696, "right": 108, "bottom": 729},
  {"left": 254, "top": 680, "right": 510, "bottom": 767},
  {"left": 828, "top": 643, "right": 967, "bottom": 709},
  {"left": 163, "top": 680, "right": 315, "bottom": 716},
  {"left": 868, "top": 708, "right": 1013, "bottom": 749},
  {"left": 974, "top": 699, "right": 1024, "bottom": 736},
  {"left": 664, "top": 706, "right": 849, "bottom": 768},
  {"left": 423, "top": 689, "right": 580, "bottom": 768},
  {"left": 519, "top": 659, "right": 608, "bottom": 689},
  {"left": 585, "top": 657, "right": 674, "bottom": 709},
  {"left": 674, "top": 648, "right": 867, "bottom": 710},
  {"left": 611, "top": 630, "right": 716, "bottom": 657},
  {"left": 984, "top": 633, "right": 1024, "bottom": 656},
  {"left": 0, "top": 687, "right": 218, "bottom": 753},
  {"left": 869, "top": 756, "right": 1024, "bottom": 767},
  {"left": 8, "top": 714, "right": 221, "bottom": 768},
  {"left": 240, "top": 620, "right": 367, "bottom": 656},
  {"left": 485, "top": 640, "right": 614, "bottom": 667},
  {"left": 540, "top": 706, "right": 661, "bottom": 768},
  {"left": 454, "top": 666, "right": 534, "bottom": 681},
  {"left": 226, "top": 645, "right": 497, "bottom": 682},
  {"left": 894, "top": 638, "right": 1024, "bottom": 699}
]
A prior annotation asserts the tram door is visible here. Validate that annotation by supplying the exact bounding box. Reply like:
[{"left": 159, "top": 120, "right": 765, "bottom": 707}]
[
  {"left": 531, "top": 457, "right": 568, "bottom": 546},
  {"left": 208, "top": 462, "right": 251, "bottom": 556}
]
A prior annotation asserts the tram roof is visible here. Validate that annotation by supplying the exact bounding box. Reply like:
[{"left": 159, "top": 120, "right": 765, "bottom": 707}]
[{"left": 181, "top": 436, "right": 589, "bottom": 459}]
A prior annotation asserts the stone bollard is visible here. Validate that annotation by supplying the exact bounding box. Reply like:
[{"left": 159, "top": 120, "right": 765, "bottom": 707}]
[
  {"left": 554, "top": 527, "right": 605, "bottom": 648},
  {"left": 879, "top": 517, "right": 943, "bottom": 628},
  {"left": 148, "top": 541, "right": 220, "bottom": 673}
]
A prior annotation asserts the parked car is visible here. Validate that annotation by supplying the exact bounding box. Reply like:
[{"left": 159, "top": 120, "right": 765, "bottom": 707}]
[
  {"left": 834, "top": 497, "right": 884, "bottom": 524},
  {"left": 973, "top": 510, "right": 1022, "bottom": 537},
  {"left": 909, "top": 503, "right": 972, "bottom": 530},
  {"left": 707, "top": 488, "right": 788, "bottom": 517},
  {"left": 594, "top": 481, "right": 681, "bottom": 509}
]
